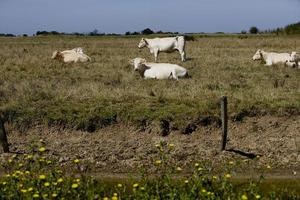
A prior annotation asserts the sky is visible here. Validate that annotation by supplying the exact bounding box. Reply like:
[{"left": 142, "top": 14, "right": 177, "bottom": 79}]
[{"left": 0, "top": 0, "right": 299, "bottom": 35}]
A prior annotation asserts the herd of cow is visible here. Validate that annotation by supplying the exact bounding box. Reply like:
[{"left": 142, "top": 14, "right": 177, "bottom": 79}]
[{"left": 51, "top": 36, "right": 300, "bottom": 80}]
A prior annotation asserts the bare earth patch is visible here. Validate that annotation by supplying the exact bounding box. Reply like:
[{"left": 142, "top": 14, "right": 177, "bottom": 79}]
[{"left": 1, "top": 115, "right": 299, "bottom": 178}]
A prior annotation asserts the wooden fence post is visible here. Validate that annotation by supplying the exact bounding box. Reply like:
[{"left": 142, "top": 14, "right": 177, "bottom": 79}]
[
  {"left": 220, "top": 96, "right": 228, "bottom": 151},
  {"left": 0, "top": 116, "right": 9, "bottom": 153}
]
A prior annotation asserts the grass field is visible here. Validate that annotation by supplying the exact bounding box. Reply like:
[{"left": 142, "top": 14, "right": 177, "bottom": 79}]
[
  {"left": 0, "top": 35, "right": 300, "bottom": 198},
  {"left": 0, "top": 34, "right": 299, "bottom": 132}
]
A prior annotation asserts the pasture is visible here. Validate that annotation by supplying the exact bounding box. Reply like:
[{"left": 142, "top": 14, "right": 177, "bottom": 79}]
[{"left": 0, "top": 34, "right": 299, "bottom": 175}]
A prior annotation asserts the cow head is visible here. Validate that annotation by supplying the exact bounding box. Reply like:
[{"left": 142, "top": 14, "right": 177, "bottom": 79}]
[
  {"left": 138, "top": 38, "right": 148, "bottom": 48},
  {"left": 285, "top": 60, "right": 296, "bottom": 68},
  {"left": 51, "top": 51, "right": 59, "bottom": 59},
  {"left": 51, "top": 51, "right": 63, "bottom": 60},
  {"left": 289, "top": 51, "right": 299, "bottom": 62},
  {"left": 252, "top": 49, "right": 263, "bottom": 60},
  {"left": 73, "top": 47, "right": 84, "bottom": 54},
  {"left": 131, "top": 58, "right": 147, "bottom": 71}
]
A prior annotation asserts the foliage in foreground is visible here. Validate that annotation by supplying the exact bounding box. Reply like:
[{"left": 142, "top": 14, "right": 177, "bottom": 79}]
[{"left": 0, "top": 141, "right": 299, "bottom": 200}]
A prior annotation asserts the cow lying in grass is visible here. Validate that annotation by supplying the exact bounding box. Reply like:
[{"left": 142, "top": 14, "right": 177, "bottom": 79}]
[
  {"left": 51, "top": 48, "right": 91, "bottom": 63},
  {"left": 138, "top": 36, "right": 186, "bottom": 62},
  {"left": 252, "top": 49, "right": 296, "bottom": 67},
  {"left": 130, "top": 58, "right": 190, "bottom": 80}
]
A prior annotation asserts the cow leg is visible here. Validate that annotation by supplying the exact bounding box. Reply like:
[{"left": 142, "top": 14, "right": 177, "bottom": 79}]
[
  {"left": 171, "top": 70, "right": 178, "bottom": 80},
  {"left": 179, "top": 50, "right": 186, "bottom": 62},
  {"left": 154, "top": 49, "right": 159, "bottom": 62}
]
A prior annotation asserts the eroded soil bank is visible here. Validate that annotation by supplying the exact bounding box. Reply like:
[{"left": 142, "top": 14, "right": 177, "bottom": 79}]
[{"left": 1, "top": 115, "right": 299, "bottom": 178}]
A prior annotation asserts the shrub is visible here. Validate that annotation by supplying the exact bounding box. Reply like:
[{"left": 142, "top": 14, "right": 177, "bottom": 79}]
[
  {"left": 141, "top": 28, "right": 154, "bottom": 35},
  {"left": 249, "top": 26, "right": 259, "bottom": 34}
]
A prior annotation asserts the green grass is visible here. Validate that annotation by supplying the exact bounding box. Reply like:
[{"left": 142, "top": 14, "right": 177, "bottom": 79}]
[{"left": 0, "top": 35, "right": 299, "bottom": 131}]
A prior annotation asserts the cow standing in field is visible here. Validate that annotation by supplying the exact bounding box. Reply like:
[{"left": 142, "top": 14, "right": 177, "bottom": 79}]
[
  {"left": 130, "top": 58, "right": 190, "bottom": 80},
  {"left": 138, "top": 36, "right": 186, "bottom": 62}
]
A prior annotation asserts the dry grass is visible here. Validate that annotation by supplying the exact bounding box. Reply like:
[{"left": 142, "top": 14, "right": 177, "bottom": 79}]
[{"left": 0, "top": 35, "right": 299, "bottom": 131}]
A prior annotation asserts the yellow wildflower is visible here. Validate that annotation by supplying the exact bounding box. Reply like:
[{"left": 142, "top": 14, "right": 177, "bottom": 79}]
[
  {"left": 103, "top": 197, "right": 109, "bottom": 200},
  {"left": 194, "top": 163, "right": 200, "bottom": 167},
  {"left": 74, "top": 159, "right": 80, "bottom": 164},
  {"left": 241, "top": 194, "right": 248, "bottom": 200},
  {"left": 267, "top": 165, "right": 271, "bottom": 169},
  {"left": 201, "top": 189, "right": 207, "bottom": 193},
  {"left": 168, "top": 143, "right": 175, "bottom": 148},
  {"left": 117, "top": 183, "right": 122, "bottom": 188},
  {"left": 140, "top": 187, "right": 145, "bottom": 191},
  {"left": 39, "top": 175, "right": 46, "bottom": 180},
  {"left": 28, "top": 187, "right": 33, "bottom": 192},
  {"left": 43, "top": 194, "right": 48, "bottom": 198},
  {"left": 25, "top": 171, "right": 30, "bottom": 175},
  {"left": 133, "top": 183, "right": 139, "bottom": 188},
  {"left": 8, "top": 159, "right": 13, "bottom": 163},
  {"left": 225, "top": 174, "right": 231, "bottom": 179},
  {"left": 255, "top": 194, "right": 261, "bottom": 199},
  {"left": 176, "top": 167, "right": 182, "bottom": 171},
  {"left": 229, "top": 161, "right": 234, "bottom": 165},
  {"left": 15, "top": 170, "right": 21, "bottom": 174},
  {"left": 113, "top": 193, "right": 118, "bottom": 196},
  {"left": 52, "top": 193, "right": 58, "bottom": 198},
  {"left": 33, "top": 194, "right": 39, "bottom": 198},
  {"left": 184, "top": 180, "right": 189, "bottom": 184},
  {"left": 21, "top": 189, "right": 27, "bottom": 193},
  {"left": 75, "top": 178, "right": 80, "bottom": 182},
  {"left": 112, "top": 197, "right": 118, "bottom": 200},
  {"left": 57, "top": 178, "right": 63, "bottom": 183},
  {"left": 71, "top": 183, "right": 79, "bottom": 189},
  {"left": 39, "top": 147, "right": 46, "bottom": 152},
  {"left": 44, "top": 182, "right": 50, "bottom": 187},
  {"left": 46, "top": 160, "right": 52, "bottom": 165},
  {"left": 155, "top": 160, "right": 162, "bottom": 165},
  {"left": 155, "top": 144, "right": 160, "bottom": 148}
]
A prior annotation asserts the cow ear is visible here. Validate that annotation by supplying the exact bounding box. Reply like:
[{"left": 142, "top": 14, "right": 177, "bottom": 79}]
[
  {"left": 128, "top": 59, "right": 134, "bottom": 65},
  {"left": 51, "top": 51, "right": 58, "bottom": 59}
]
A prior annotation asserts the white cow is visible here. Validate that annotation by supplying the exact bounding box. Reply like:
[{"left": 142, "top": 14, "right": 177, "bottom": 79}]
[
  {"left": 130, "top": 58, "right": 190, "bottom": 80},
  {"left": 138, "top": 36, "right": 186, "bottom": 62},
  {"left": 252, "top": 49, "right": 296, "bottom": 67},
  {"left": 51, "top": 48, "right": 91, "bottom": 63}
]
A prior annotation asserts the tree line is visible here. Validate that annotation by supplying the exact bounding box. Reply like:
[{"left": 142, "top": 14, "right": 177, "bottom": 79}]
[{"left": 1, "top": 23, "right": 299, "bottom": 37}]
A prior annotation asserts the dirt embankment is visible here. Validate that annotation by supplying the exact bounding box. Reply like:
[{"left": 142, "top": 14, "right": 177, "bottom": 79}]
[{"left": 0, "top": 115, "right": 299, "bottom": 177}]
